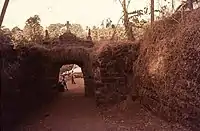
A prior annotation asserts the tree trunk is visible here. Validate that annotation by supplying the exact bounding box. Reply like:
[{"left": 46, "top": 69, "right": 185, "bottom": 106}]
[
  {"left": 172, "top": 0, "right": 175, "bottom": 12},
  {"left": 122, "top": 0, "right": 135, "bottom": 41},
  {"left": 151, "top": 0, "right": 154, "bottom": 26},
  {"left": 0, "top": 0, "right": 10, "bottom": 27},
  {"left": 187, "top": 0, "right": 193, "bottom": 10}
]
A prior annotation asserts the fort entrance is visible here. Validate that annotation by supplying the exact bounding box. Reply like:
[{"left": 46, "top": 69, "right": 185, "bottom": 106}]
[{"left": 45, "top": 31, "right": 95, "bottom": 97}]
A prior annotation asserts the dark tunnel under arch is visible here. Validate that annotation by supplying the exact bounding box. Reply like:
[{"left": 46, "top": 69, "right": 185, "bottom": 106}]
[{"left": 49, "top": 47, "right": 95, "bottom": 97}]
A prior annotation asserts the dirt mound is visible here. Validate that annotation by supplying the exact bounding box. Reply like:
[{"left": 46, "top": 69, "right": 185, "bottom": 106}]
[{"left": 135, "top": 8, "right": 200, "bottom": 130}]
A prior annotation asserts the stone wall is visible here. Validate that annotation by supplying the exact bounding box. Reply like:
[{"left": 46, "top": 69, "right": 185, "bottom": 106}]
[
  {"left": 1, "top": 45, "right": 59, "bottom": 130},
  {"left": 2, "top": 35, "right": 140, "bottom": 129},
  {"left": 93, "top": 42, "right": 140, "bottom": 106},
  {"left": 135, "top": 9, "right": 200, "bottom": 131},
  {"left": 1, "top": 41, "right": 97, "bottom": 129},
  {"left": 49, "top": 46, "right": 95, "bottom": 97},
  {"left": 1, "top": 44, "right": 20, "bottom": 129}
]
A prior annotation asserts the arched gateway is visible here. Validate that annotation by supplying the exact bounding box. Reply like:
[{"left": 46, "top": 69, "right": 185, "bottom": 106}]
[{"left": 45, "top": 32, "right": 95, "bottom": 97}]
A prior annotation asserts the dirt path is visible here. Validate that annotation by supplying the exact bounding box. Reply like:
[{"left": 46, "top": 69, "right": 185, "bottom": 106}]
[
  {"left": 15, "top": 78, "right": 190, "bottom": 131},
  {"left": 15, "top": 78, "right": 107, "bottom": 131}
]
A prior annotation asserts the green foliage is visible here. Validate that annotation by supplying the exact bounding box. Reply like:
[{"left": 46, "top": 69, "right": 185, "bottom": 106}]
[
  {"left": 47, "top": 23, "right": 84, "bottom": 39},
  {"left": 11, "top": 26, "right": 25, "bottom": 45},
  {"left": 23, "top": 15, "right": 44, "bottom": 43},
  {"left": 91, "top": 25, "right": 127, "bottom": 41},
  {"left": 101, "top": 18, "right": 114, "bottom": 28},
  {"left": 47, "top": 23, "right": 65, "bottom": 38},
  {"left": 175, "top": 0, "right": 200, "bottom": 12},
  {"left": 25, "top": 15, "right": 41, "bottom": 27},
  {"left": 60, "top": 64, "right": 74, "bottom": 74},
  {"left": 128, "top": 9, "right": 148, "bottom": 28},
  {"left": 70, "top": 24, "right": 84, "bottom": 37},
  {"left": 0, "top": 26, "right": 12, "bottom": 45}
]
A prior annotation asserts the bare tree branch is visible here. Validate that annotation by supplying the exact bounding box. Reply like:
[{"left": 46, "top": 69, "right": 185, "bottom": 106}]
[
  {"left": 118, "top": 0, "right": 123, "bottom": 7},
  {"left": 110, "top": 13, "right": 124, "bottom": 40},
  {"left": 127, "top": 0, "right": 132, "bottom": 8}
]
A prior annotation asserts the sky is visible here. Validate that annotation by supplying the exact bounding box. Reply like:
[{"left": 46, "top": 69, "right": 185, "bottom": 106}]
[{"left": 0, "top": 0, "right": 180, "bottom": 29}]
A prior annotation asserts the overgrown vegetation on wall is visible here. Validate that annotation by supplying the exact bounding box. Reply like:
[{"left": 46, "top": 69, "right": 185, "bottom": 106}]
[
  {"left": 1, "top": 5, "right": 200, "bottom": 131},
  {"left": 92, "top": 41, "right": 140, "bottom": 106},
  {"left": 135, "top": 8, "right": 200, "bottom": 130},
  {"left": 1, "top": 43, "right": 59, "bottom": 130}
]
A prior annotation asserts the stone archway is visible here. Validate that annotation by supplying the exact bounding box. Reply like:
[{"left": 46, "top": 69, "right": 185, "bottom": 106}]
[
  {"left": 49, "top": 47, "right": 94, "bottom": 97},
  {"left": 43, "top": 31, "right": 95, "bottom": 97}
]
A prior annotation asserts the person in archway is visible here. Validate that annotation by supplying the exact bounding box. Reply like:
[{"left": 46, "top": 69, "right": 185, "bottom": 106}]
[
  {"left": 63, "top": 74, "right": 68, "bottom": 90},
  {"left": 71, "top": 70, "right": 76, "bottom": 84},
  {"left": 60, "top": 74, "right": 68, "bottom": 91}
]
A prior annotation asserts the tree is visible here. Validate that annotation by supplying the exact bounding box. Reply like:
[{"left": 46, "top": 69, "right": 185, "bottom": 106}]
[
  {"left": 175, "top": 0, "right": 200, "bottom": 12},
  {"left": 121, "top": 0, "right": 135, "bottom": 41},
  {"left": 187, "top": 0, "right": 194, "bottom": 10},
  {"left": 47, "top": 23, "right": 65, "bottom": 38},
  {"left": 1, "top": 26, "right": 11, "bottom": 34},
  {"left": 11, "top": 27, "right": 23, "bottom": 41},
  {"left": 112, "top": 0, "right": 148, "bottom": 41},
  {"left": 0, "top": 26, "right": 12, "bottom": 45},
  {"left": 69, "top": 24, "right": 84, "bottom": 38},
  {"left": 128, "top": 9, "right": 148, "bottom": 28},
  {"left": 23, "top": 15, "right": 44, "bottom": 43},
  {"left": 60, "top": 64, "right": 74, "bottom": 74},
  {"left": 115, "top": 0, "right": 148, "bottom": 41},
  {"left": 48, "top": 22, "right": 84, "bottom": 38},
  {"left": 100, "top": 18, "right": 114, "bottom": 28},
  {"left": 91, "top": 26, "right": 98, "bottom": 40},
  {"left": 153, "top": 0, "right": 176, "bottom": 19},
  {"left": 0, "top": 0, "right": 10, "bottom": 26},
  {"left": 11, "top": 26, "right": 27, "bottom": 46},
  {"left": 172, "top": 0, "right": 175, "bottom": 12},
  {"left": 151, "top": 0, "right": 154, "bottom": 25}
]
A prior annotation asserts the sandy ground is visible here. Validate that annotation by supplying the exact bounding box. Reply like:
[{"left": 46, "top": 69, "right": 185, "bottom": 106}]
[{"left": 15, "top": 78, "right": 190, "bottom": 131}]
